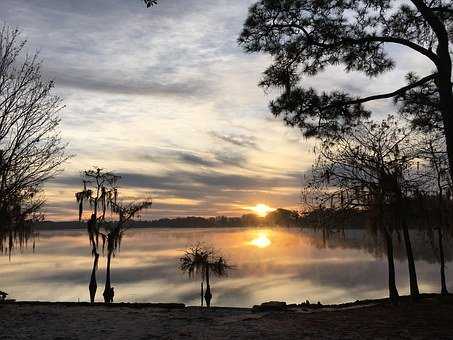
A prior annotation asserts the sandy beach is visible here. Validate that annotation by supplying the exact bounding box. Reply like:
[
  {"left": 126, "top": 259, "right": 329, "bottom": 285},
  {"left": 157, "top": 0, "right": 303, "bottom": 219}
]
[{"left": 1, "top": 295, "right": 452, "bottom": 339}]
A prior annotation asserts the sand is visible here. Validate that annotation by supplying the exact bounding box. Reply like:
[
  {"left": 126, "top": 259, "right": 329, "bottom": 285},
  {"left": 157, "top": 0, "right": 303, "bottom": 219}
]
[{"left": 1, "top": 296, "right": 453, "bottom": 339}]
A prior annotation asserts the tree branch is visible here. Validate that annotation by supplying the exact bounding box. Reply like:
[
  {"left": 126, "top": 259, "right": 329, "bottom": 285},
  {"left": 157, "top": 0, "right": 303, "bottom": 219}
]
[
  {"left": 345, "top": 36, "right": 439, "bottom": 66},
  {"left": 329, "top": 73, "right": 438, "bottom": 108},
  {"left": 431, "top": 6, "right": 453, "bottom": 15},
  {"left": 267, "top": 23, "right": 439, "bottom": 65}
]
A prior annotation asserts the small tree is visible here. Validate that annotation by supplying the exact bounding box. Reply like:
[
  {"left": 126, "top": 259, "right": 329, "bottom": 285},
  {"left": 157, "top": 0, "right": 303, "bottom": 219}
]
[
  {"left": 180, "top": 244, "right": 232, "bottom": 308},
  {"left": 239, "top": 0, "right": 453, "bottom": 181},
  {"left": 0, "top": 25, "right": 68, "bottom": 254}
]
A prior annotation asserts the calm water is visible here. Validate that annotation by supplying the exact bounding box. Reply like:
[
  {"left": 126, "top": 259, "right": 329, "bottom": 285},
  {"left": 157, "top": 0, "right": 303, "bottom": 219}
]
[{"left": 1, "top": 227, "right": 451, "bottom": 307}]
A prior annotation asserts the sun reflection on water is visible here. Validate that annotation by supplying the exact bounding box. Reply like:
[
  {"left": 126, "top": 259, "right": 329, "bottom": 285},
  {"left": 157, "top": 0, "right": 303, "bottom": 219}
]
[
  {"left": 1, "top": 228, "right": 450, "bottom": 307},
  {"left": 250, "top": 232, "right": 271, "bottom": 248}
]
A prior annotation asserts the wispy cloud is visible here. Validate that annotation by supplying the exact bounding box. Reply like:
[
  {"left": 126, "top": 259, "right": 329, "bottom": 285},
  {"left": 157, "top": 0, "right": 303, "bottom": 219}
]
[{"left": 210, "top": 131, "right": 258, "bottom": 149}]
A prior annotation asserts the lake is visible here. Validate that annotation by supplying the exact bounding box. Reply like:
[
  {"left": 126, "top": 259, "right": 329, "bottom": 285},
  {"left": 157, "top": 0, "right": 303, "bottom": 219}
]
[{"left": 0, "top": 227, "right": 451, "bottom": 307}]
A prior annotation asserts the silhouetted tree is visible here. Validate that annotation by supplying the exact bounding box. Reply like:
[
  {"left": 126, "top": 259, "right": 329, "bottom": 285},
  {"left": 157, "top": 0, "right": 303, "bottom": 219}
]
[
  {"left": 300, "top": 186, "right": 354, "bottom": 247},
  {"left": 305, "top": 116, "right": 424, "bottom": 303},
  {"left": 180, "top": 244, "right": 232, "bottom": 308},
  {"left": 0, "top": 25, "right": 68, "bottom": 255},
  {"left": 265, "top": 208, "right": 300, "bottom": 227},
  {"left": 239, "top": 0, "right": 453, "bottom": 181},
  {"left": 76, "top": 168, "right": 120, "bottom": 303},
  {"left": 76, "top": 168, "right": 151, "bottom": 303},
  {"left": 417, "top": 132, "right": 452, "bottom": 295},
  {"left": 100, "top": 199, "right": 152, "bottom": 304}
]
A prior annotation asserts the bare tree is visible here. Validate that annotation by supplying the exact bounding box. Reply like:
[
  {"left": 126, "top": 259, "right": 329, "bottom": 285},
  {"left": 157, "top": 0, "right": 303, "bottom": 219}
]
[
  {"left": 417, "top": 132, "right": 452, "bottom": 295},
  {"left": 0, "top": 25, "right": 68, "bottom": 253},
  {"left": 305, "top": 116, "right": 424, "bottom": 303}
]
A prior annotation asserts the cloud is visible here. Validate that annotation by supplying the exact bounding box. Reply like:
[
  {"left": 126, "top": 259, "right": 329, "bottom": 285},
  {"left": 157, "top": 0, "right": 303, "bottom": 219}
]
[
  {"left": 46, "top": 68, "right": 213, "bottom": 98},
  {"left": 136, "top": 149, "right": 241, "bottom": 168},
  {"left": 213, "top": 151, "right": 246, "bottom": 167},
  {"left": 52, "top": 169, "right": 302, "bottom": 193},
  {"left": 210, "top": 131, "right": 258, "bottom": 149},
  {"left": 1, "top": 0, "right": 312, "bottom": 219},
  {"left": 49, "top": 169, "right": 304, "bottom": 218},
  {"left": 176, "top": 152, "right": 215, "bottom": 167}
]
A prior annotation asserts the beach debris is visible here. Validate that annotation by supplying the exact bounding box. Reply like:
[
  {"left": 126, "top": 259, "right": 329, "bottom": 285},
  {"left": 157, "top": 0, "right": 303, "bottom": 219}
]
[
  {"left": 252, "top": 301, "right": 287, "bottom": 312},
  {"left": 0, "top": 291, "right": 8, "bottom": 301}
]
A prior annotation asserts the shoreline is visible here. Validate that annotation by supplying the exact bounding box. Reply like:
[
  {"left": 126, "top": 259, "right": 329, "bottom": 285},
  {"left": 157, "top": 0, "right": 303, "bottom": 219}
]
[
  {"left": 2, "top": 294, "right": 452, "bottom": 339},
  {"left": 1, "top": 292, "right": 450, "bottom": 310}
]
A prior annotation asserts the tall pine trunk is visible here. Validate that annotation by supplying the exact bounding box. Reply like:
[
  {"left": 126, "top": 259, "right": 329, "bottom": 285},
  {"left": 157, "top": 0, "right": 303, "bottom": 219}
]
[
  {"left": 434, "top": 19, "right": 453, "bottom": 182},
  {"left": 443, "top": 113, "right": 453, "bottom": 182}
]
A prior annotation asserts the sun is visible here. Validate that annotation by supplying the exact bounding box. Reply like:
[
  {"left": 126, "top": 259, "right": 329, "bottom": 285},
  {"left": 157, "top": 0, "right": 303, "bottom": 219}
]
[
  {"left": 249, "top": 204, "right": 274, "bottom": 217},
  {"left": 250, "top": 233, "right": 272, "bottom": 248}
]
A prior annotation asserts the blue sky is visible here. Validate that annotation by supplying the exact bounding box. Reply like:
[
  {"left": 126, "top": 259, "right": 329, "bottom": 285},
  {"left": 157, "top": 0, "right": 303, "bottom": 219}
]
[{"left": 0, "top": 0, "right": 432, "bottom": 220}]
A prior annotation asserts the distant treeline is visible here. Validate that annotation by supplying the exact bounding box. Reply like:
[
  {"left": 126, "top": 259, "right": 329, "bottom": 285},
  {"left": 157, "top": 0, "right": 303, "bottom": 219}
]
[
  {"left": 36, "top": 208, "right": 302, "bottom": 230},
  {"left": 35, "top": 207, "right": 418, "bottom": 231},
  {"left": 139, "top": 208, "right": 301, "bottom": 228}
]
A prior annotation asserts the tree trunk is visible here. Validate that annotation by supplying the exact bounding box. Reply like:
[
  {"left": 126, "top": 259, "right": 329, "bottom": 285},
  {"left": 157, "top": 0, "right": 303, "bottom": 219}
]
[
  {"left": 383, "top": 228, "right": 399, "bottom": 304},
  {"left": 89, "top": 252, "right": 99, "bottom": 303},
  {"left": 438, "top": 228, "right": 449, "bottom": 295},
  {"left": 435, "top": 172, "right": 449, "bottom": 296},
  {"left": 443, "top": 114, "right": 453, "bottom": 182},
  {"left": 200, "top": 281, "right": 204, "bottom": 307},
  {"left": 103, "top": 251, "right": 113, "bottom": 304},
  {"left": 204, "top": 266, "right": 212, "bottom": 308},
  {"left": 402, "top": 221, "right": 420, "bottom": 299},
  {"left": 433, "top": 15, "right": 453, "bottom": 182}
]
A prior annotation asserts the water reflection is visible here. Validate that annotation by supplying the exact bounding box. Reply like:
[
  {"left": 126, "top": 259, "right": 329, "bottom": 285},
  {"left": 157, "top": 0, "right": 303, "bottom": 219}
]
[
  {"left": 0, "top": 227, "right": 451, "bottom": 307},
  {"left": 249, "top": 230, "right": 272, "bottom": 248}
]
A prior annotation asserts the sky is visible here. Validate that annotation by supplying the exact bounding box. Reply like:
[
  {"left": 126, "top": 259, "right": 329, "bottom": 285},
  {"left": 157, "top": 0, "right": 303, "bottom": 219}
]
[{"left": 0, "top": 0, "right": 432, "bottom": 221}]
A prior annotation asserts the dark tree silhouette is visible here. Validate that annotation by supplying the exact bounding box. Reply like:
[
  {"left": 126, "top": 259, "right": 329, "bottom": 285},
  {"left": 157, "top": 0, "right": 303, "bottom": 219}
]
[
  {"left": 76, "top": 168, "right": 119, "bottom": 303},
  {"left": 239, "top": 0, "right": 453, "bottom": 180},
  {"left": 100, "top": 199, "right": 152, "bottom": 304},
  {"left": 417, "top": 132, "right": 452, "bottom": 295},
  {"left": 0, "top": 25, "right": 68, "bottom": 255},
  {"left": 76, "top": 168, "right": 152, "bottom": 304},
  {"left": 305, "top": 116, "right": 425, "bottom": 303},
  {"left": 180, "top": 244, "right": 232, "bottom": 308}
]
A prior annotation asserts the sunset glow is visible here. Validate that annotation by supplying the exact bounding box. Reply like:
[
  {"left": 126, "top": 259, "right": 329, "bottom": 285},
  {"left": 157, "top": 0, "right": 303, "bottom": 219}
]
[{"left": 249, "top": 204, "right": 274, "bottom": 217}]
